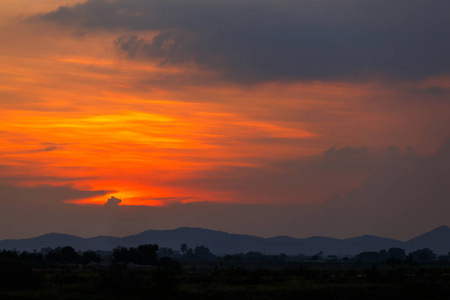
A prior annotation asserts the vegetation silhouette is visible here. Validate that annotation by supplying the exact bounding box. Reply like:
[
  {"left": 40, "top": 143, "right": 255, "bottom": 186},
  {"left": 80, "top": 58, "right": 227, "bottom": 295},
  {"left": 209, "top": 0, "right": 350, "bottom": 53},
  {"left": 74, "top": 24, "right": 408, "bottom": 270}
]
[
  {"left": 112, "top": 244, "right": 159, "bottom": 265},
  {"left": 0, "top": 244, "right": 450, "bottom": 299}
]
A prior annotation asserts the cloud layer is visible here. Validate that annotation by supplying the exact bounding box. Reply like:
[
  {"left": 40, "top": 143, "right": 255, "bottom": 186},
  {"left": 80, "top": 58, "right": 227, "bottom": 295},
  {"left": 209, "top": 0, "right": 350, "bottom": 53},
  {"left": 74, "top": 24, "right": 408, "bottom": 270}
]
[
  {"left": 169, "top": 144, "right": 419, "bottom": 204},
  {"left": 0, "top": 182, "right": 110, "bottom": 207},
  {"left": 38, "top": 0, "right": 450, "bottom": 82},
  {"left": 1, "top": 140, "right": 449, "bottom": 240}
]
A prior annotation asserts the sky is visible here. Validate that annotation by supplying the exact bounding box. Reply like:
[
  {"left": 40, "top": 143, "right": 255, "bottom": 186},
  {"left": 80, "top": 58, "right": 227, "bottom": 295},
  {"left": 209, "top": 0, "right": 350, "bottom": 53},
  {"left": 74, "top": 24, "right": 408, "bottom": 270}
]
[{"left": 1, "top": 0, "right": 450, "bottom": 240}]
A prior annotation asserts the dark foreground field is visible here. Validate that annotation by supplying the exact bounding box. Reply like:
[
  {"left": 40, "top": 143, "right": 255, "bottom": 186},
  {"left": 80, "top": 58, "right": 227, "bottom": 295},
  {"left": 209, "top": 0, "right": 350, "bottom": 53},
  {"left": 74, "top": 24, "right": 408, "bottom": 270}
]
[{"left": 1, "top": 264, "right": 450, "bottom": 300}]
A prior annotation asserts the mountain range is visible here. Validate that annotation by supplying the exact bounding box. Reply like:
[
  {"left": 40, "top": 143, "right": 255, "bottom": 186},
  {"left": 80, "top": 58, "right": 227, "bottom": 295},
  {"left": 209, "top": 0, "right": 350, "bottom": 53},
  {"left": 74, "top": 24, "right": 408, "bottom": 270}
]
[{"left": 1, "top": 226, "right": 450, "bottom": 256}]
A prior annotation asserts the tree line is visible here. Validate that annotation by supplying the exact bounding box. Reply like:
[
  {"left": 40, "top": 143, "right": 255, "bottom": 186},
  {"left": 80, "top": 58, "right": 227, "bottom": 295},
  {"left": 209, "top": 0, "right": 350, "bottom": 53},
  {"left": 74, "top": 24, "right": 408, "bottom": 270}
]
[{"left": 0, "top": 244, "right": 449, "bottom": 267}]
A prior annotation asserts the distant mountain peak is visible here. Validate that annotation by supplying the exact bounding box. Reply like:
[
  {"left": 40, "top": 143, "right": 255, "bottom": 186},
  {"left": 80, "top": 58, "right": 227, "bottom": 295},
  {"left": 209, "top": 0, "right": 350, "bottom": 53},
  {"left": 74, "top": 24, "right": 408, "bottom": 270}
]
[
  {"left": 411, "top": 225, "right": 450, "bottom": 240},
  {"left": 403, "top": 225, "right": 450, "bottom": 254},
  {"left": 37, "top": 232, "right": 80, "bottom": 238},
  {"left": 431, "top": 225, "right": 450, "bottom": 232},
  {"left": 347, "top": 234, "right": 392, "bottom": 240}
]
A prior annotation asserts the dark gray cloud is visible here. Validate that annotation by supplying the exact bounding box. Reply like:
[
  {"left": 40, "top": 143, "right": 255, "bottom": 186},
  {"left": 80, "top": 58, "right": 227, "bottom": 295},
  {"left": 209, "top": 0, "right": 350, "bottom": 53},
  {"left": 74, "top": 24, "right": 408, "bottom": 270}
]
[
  {"left": 104, "top": 196, "right": 121, "bottom": 207},
  {"left": 36, "top": 0, "right": 450, "bottom": 83},
  {"left": 0, "top": 173, "right": 94, "bottom": 185},
  {"left": 169, "top": 145, "right": 418, "bottom": 204},
  {"left": 30, "top": 145, "right": 59, "bottom": 152},
  {"left": 323, "top": 139, "right": 450, "bottom": 237},
  {"left": 335, "top": 139, "right": 450, "bottom": 210},
  {"left": 0, "top": 182, "right": 111, "bottom": 207},
  {"left": 407, "top": 86, "right": 450, "bottom": 103},
  {"left": 140, "top": 196, "right": 194, "bottom": 203}
]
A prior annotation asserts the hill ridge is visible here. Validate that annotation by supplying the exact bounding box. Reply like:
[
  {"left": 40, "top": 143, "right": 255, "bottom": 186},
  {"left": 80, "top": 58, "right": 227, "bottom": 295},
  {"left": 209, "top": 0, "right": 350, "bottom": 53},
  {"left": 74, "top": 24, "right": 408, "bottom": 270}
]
[{"left": 1, "top": 226, "right": 449, "bottom": 255}]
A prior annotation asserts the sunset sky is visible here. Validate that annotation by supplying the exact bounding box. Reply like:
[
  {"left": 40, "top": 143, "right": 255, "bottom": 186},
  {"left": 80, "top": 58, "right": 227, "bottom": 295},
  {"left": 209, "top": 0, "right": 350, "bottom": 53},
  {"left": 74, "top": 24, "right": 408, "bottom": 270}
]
[{"left": 1, "top": 0, "right": 450, "bottom": 240}]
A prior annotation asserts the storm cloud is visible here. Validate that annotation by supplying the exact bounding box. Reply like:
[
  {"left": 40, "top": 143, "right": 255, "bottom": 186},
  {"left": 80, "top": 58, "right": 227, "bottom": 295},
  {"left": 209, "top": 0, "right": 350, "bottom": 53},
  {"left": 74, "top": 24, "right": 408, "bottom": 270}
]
[{"left": 37, "top": 0, "right": 450, "bottom": 83}]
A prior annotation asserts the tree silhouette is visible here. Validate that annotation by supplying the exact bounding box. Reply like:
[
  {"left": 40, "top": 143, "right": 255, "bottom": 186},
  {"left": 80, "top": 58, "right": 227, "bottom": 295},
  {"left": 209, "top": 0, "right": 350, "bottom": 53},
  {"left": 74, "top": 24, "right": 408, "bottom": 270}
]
[
  {"left": 387, "top": 248, "right": 406, "bottom": 260},
  {"left": 45, "top": 246, "right": 79, "bottom": 264},
  {"left": 355, "top": 251, "right": 382, "bottom": 263},
  {"left": 137, "top": 244, "right": 159, "bottom": 265},
  {"left": 410, "top": 248, "right": 436, "bottom": 264},
  {"left": 194, "top": 245, "right": 213, "bottom": 258},
  {"left": 112, "top": 244, "right": 159, "bottom": 265},
  {"left": 311, "top": 251, "right": 323, "bottom": 261},
  {"left": 112, "top": 246, "right": 138, "bottom": 263},
  {"left": 404, "top": 254, "right": 416, "bottom": 268},
  {"left": 82, "top": 250, "right": 101, "bottom": 265},
  {"left": 60, "top": 246, "right": 80, "bottom": 264},
  {"left": 385, "top": 248, "right": 406, "bottom": 268}
]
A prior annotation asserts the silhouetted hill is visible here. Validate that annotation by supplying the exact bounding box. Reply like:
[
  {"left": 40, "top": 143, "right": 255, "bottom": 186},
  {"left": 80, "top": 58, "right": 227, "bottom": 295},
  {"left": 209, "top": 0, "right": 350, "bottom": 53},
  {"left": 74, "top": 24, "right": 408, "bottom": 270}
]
[
  {"left": 0, "top": 233, "right": 83, "bottom": 252},
  {"left": 119, "top": 227, "right": 265, "bottom": 254},
  {"left": 405, "top": 225, "right": 450, "bottom": 254},
  {"left": 1, "top": 226, "right": 450, "bottom": 255},
  {"left": 344, "top": 235, "right": 403, "bottom": 253}
]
